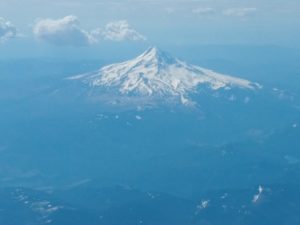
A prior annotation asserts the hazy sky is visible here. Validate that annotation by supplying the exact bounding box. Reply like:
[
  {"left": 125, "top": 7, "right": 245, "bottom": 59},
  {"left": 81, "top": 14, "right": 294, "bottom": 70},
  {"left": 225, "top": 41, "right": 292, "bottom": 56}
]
[{"left": 0, "top": 0, "right": 299, "bottom": 57}]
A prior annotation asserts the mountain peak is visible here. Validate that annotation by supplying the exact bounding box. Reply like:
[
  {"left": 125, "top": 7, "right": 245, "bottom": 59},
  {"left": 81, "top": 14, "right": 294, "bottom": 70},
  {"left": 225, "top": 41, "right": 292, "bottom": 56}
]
[
  {"left": 70, "top": 47, "right": 261, "bottom": 105},
  {"left": 143, "top": 46, "right": 160, "bottom": 55},
  {"left": 138, "top": 46, "right": 177, "bottom": 65},
  {"left": 142, "top": 46, "right": 162, "bottom": 56}
]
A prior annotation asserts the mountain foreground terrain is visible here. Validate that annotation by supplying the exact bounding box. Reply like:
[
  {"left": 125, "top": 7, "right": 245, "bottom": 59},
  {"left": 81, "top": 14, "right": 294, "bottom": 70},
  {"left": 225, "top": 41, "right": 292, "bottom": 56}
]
[{"left": 0, "top": 46, "right": 300, "bottom": 224}]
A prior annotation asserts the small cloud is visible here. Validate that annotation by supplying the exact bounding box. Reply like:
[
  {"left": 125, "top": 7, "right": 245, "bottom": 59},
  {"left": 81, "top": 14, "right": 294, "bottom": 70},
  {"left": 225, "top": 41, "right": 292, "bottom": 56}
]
[
  {"left": 92, "top": 20, "right": 146, "bottom": 42},
  {"left": 192, "top": 7, "right": 216, "bottom": 15},
  {"left": 33, "top": 16, "right": 145, "bottom": 45},
  {"left": 223, "top": 7, "right": 257, "bottom": 17},
  {"left": 0, "top": 17, "right": 17, "bottom": 43},
  {"left": 33, "top": 15, "right": 95, "bottom": 46}
]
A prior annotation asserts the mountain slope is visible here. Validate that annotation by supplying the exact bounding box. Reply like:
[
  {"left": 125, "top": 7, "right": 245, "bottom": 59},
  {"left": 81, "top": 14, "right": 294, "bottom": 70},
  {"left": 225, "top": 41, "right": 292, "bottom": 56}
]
[{"left": 69, "top": 47, "right": 261, "bottom": 105}]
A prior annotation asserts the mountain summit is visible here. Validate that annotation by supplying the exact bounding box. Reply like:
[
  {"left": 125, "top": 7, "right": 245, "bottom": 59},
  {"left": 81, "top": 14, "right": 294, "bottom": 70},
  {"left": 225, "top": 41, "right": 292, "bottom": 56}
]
[{"left": 70, "top": 47, "right": 261, "bottom": 105}]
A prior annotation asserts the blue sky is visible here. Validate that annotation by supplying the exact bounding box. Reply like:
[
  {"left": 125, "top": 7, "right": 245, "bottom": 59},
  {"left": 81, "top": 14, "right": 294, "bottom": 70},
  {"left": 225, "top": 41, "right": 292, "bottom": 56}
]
[{"left": 0, "top": 0, "right": 299, "bottom": 58}]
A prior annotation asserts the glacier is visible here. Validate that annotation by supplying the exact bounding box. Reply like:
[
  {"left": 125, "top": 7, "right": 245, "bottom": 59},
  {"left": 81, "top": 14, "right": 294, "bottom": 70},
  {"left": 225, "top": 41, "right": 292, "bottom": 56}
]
[{"left": 69, "top": 47, "right": 261, "bottom": 105}]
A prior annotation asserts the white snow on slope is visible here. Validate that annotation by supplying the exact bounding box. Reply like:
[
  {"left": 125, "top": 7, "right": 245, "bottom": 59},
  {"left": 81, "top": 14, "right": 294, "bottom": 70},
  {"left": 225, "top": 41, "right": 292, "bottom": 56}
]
[
  {"left": 69, "top": 47, "right": 261, "bottom": 104},
  {"left": 252, "top": 185, "right": 264, "bottom": 203}
]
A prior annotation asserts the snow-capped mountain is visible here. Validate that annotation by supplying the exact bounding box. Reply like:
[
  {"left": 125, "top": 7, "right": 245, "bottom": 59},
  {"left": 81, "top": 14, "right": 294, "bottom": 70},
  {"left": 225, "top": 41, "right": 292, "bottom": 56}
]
[{"left": 69, "top": 47, "right": 261, "bottom": 105}]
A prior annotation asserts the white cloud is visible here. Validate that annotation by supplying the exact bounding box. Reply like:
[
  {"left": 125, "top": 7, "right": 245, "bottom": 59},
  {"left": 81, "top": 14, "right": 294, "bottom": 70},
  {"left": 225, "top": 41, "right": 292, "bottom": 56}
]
[
  {"left": 33, "top": 15, "right": 95, "bottom": 46},
  {"left": 92, "top": 20, "right": 146, "bottom": 42},
  {"left": 32, "top": 16, "right": 145, "bottom": 45},
  {"left": 192, "top": 7, "right": 216, "bottom": 15},
  {"left": 0, "top": 17, "right": 17, "bottom": 42},
  {"left": 223, "top": 8, "right": 257, "bottom": 17}
]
